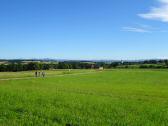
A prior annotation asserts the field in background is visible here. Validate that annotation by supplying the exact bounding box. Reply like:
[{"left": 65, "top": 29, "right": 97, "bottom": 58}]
[
  {"left": 0, "top": 69, "right": 168, "bottom": 125},
  {"left": 0, "top": 69, "right": 96, "bottom": 79}
]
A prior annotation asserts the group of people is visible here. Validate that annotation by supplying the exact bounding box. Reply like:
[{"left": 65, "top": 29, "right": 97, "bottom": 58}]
[{"left": 35, "top": 71, "right": 46, "bottom": 77}]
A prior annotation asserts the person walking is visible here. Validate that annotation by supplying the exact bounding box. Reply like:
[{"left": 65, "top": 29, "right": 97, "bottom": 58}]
[
  {"left": 38, "top": 71, "right": 41, "bottom": 77},
  {"left": 35, "top": 71, "right": 38, "bottom": 77},
  {"left": 42, "top": 71, "right": 45, "bottom": 77}
]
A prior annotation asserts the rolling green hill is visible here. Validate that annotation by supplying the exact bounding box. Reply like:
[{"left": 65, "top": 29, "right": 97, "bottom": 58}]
[{"left": 0, "top": 69, "right": 168, "bottom": 126}]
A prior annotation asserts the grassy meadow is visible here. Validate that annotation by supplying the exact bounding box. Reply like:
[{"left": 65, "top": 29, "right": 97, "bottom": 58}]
[{"left": 0, "top": 69, "right": 168, "bottom": 125}]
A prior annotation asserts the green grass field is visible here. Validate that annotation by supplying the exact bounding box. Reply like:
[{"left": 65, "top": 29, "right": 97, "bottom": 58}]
[{"left": 0, "top": 69, "right": 168, "bottom": 126}]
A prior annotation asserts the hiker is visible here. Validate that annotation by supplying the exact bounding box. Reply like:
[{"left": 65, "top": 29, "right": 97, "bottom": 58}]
[
  {"left": 35, "top": 71, "right": 38, "bottom": 77},
  {"left": 38, "top": 72, "right": 41, "bottom": 77},
  {"left": 42, "top": 71, "right": 45, "bottom": 77}
]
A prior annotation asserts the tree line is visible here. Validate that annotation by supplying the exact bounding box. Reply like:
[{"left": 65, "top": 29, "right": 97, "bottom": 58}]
[
  {"left": 0, "top": 60, "right": 168, "bottom": 72},
  {"left": 0, "top": 62, "right": 97, "bottom": 72}
]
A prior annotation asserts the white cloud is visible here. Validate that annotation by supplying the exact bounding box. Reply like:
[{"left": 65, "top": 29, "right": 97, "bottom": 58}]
[
  {"left": 160, "top": 0, "right": 168, "bottom": 4},
  {"left": 122, "top": 24, "right": 167, "bottom": 33},
  {"left": 122, "top": 26, "right": 150, "bottom": 33},
  {"left": 138, "top": 0, "right": 168, "bottom": 22}
]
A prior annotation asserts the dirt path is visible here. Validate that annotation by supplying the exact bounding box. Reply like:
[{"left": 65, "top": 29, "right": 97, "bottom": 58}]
[{"left": 0, "top": 71, "right": 101, "bottom": 81}]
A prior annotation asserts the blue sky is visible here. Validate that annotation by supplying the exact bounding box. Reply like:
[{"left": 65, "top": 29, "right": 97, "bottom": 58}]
[{"left": 0, "top": 0, "right": 168, "bottom": 60}]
